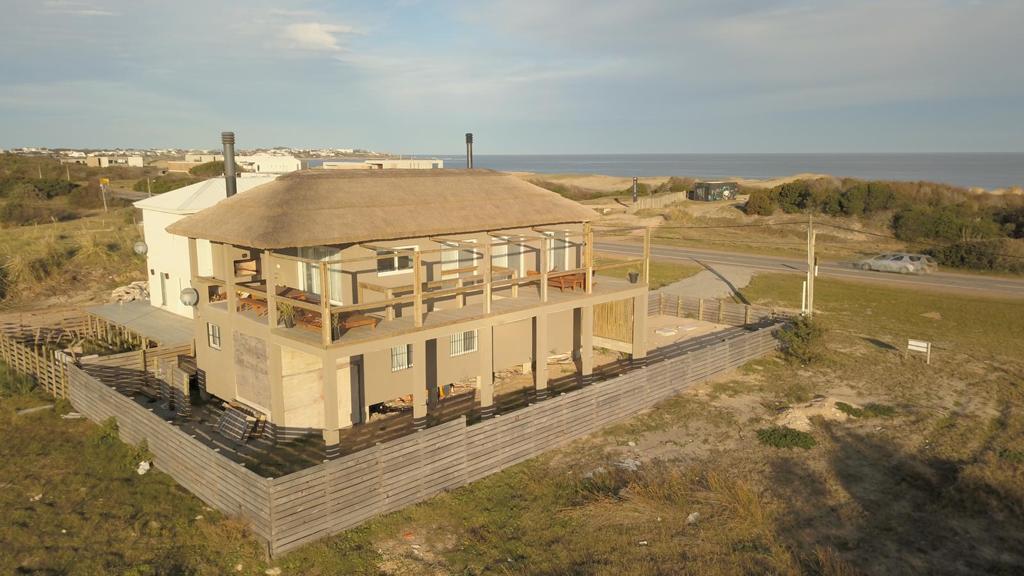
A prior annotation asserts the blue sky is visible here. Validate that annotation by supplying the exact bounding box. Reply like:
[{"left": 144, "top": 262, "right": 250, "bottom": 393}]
[{"left": 1, "top": 0, "right": 1022, "bottom": 153}]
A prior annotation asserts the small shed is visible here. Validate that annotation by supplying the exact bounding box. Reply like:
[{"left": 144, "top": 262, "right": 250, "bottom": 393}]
[{"left": 689, "top": 181, "right": 738, "bottom": 202}]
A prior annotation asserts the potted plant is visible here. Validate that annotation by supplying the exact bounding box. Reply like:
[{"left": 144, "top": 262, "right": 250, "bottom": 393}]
[{"left": 277, "top": 302, "right": 296, "bottom": 328}]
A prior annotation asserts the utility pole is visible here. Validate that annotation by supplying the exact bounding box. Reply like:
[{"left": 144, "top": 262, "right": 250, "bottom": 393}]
[
  {"left": 65, "top": 164, "right": 71, "bottom": 182},
  {"left": 99, "top": 178, "right": 109, "bottom": 212},
  {"left": 37, "top": 165, "right": 42, "bottom": 179},
  {"left": 805, "top": 213, "right": 817, "bottom": 317},
  {"left": 146, "top": 178, "right": 152, "bottom": 197}
]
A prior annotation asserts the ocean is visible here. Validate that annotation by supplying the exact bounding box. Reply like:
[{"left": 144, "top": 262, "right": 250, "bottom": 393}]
[{"left": 424, "top": 153, "right": 1024, "bottom": 190}]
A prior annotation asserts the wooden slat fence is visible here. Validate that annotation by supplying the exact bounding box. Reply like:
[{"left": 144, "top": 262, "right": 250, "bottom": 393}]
[
  {"left": 630, "top": 191, "right": 687, "bottom": 212},
  {"left": 65, "top": 365, "right": 273, "bottom": 542},
  {"left": 0, "top": 324, "right": 75, "bottom": 398},
  {"left": 7, "top": 299, "right": 784, "bottom": 556},
  {"left": 651, "top": 291, "right": 777, "bottom": 326},
  {"left": 265, "top": 322, "right": 782, "bottom": 554}
]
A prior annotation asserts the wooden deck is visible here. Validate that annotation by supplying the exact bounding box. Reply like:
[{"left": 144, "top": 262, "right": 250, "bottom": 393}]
[{"left": 264, "top": 275, "right": 644, "bottom": 351}]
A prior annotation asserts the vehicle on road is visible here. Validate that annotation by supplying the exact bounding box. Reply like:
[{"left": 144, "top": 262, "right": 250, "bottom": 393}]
[{"left": 856, "top": 253, "right": 937, "bottom": 275}]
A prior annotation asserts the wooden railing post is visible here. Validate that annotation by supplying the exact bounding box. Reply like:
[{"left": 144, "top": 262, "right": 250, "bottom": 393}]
[
  {"left": 540, "top": 235, "right": 549, "bottom": 303},
  {"left": 482, "top": 241, "right": 492, "bottom": 315},
  {"left": 584, "top": 222, "right": 593, "bottom": 294},
  {"left": 744, "top": 306, "right": 751, "bottom": 325},
  {"left": 262, "top": 252, "right": 279, "bottom": 329},
  {"left": 698, "top": 298, "right": 705, "bottom": 322},
  {"left": 319, "top": 261, "right": 331, "bottom": 345},
  {"left": 386, "top": 288, "right": 396, "bottom": 320},
  {"left": 642, "top": 227, "right": 651, "bottom": 285},
  {"left": 413, "top": 251, "right": 423, "bottom": 327}
]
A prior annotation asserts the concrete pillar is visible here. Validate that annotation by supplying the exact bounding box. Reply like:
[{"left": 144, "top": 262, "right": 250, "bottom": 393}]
[
  {"left": 579, "top": 305, "right": 594, "bottom": 384},
  {"left": 631, "top": 292, "right": 649, "bottom": 365},
  {"left": 412, "top": 341, "right": 427, "bottom": 429},
  {"left": 322, "top": 351, "right": 339, "bottom": 432},
  {"left": 338, "top": 356, "right": 361, "bottom": 427},
  {"left": 534, "top": 313, "right": 549, "bottom": 400},
  {"left": 478, "top": 326, "right": 494, "bottom": 419},
  {"left": 268, "top": 342, "right": 285, "bottom": 426}
]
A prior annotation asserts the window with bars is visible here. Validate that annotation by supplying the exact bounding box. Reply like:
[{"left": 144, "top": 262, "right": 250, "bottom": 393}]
[
  {"left": 207, "top": 323, "right": 221, "bottom": 350},
  {"left": 449, "top": 329, "right": 477, "bottom": 356},
  {"left": 390, "top": 344, "right": 413, "bottom": 372}
]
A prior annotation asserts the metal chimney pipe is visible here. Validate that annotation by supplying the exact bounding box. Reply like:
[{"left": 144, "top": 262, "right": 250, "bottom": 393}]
[
  {"left": 465, "top": 132, "right": 474, "bottom": 169},
  {"left": 222, "top": 131, "right": 237, "bottom": 197}
]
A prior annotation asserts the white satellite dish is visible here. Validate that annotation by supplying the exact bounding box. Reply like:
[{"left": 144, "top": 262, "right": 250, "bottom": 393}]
[{"left": 180, "top": 287, "right": 199, "bottom": 307}]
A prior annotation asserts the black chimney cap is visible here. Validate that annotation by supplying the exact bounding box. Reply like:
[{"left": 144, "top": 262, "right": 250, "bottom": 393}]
[
  {"left": 465, "top": 133, "right": 473, "bottom": 144},
  {"left": 222, "top": 131, "right": 235, "bottom": 145}
]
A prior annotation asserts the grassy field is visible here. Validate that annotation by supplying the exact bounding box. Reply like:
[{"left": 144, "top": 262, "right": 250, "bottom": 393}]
[
  {"left": 595, "top": 255, "right": 703, "bottom": 290},
  {"left": 2, "top": 267, "right": 1023, "bottom": 574},
  {"left": 0, "top": 208, "right": 145, "bottom": 308}
]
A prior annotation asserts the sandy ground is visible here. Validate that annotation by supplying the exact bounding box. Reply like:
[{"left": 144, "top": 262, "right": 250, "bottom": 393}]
[{"left": 658, "top": 264, "right": 758, "bottom": 300}]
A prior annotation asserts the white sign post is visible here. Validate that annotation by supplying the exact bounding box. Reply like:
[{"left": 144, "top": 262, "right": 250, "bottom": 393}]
[{"left": 907, "top": 339, "right": 932, "bottom": 364}]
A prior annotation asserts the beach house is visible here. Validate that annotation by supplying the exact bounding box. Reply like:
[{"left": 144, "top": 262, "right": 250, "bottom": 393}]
[{"left": 167, "top": 169, "right": 650, "bottom": 446}]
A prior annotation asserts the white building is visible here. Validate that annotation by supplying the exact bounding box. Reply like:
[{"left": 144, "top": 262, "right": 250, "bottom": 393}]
[
  {"left": 133, "top": 175, "right": 277, "bottom": 318},
  {"left": 184, "top": 153, "right": 224, "bottom": 163},
  {"left": 86, "top": 155, "right": 144, "bottom": 168},
  {"left": 235, "top": 154, "right": 302, "bottom": 174},
  {"left": 321, "top": 158, "right": 443, "bottom": 170}
]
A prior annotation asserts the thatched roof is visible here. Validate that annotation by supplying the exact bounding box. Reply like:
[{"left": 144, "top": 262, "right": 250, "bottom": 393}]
[{"left": 166, "top": 169, "right": 595, "bottom": 249}]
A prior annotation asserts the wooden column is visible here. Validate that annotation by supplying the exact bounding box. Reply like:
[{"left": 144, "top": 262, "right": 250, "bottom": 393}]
[
  {"left": 584, "top": 222, "right": 594, "bottom": 294},
  {"left": 642, "top": 227, "right": 651, "bottom": 285},
  {"left": 631, "top": 292, "right": 648, "bottom": 361},
  {"left": 413, "top": 251, "right": 423, "bottom": 327},
  {"left": 533, "top": 313, "right": 548, "bottom": 396},
  {"left": 539, "top": 235, "right": 549, "bottom": 303},
  {"left": 478, "top": 326, "right": 494, "bottom": 418},
  {"left": 319, "top": 261, "right": 331, "bottom": 345},
  {"left": 482, "top": 241, "right": 492, "bottom": 315}
]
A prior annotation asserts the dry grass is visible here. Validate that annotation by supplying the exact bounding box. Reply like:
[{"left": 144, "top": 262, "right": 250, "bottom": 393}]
[{"left": 0, "top": 208, "right": 145, "bottom": 308}]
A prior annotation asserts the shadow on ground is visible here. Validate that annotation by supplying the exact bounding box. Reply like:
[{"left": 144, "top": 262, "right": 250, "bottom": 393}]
[{"left": 766, "top": 422, "right": 1024, "bottom": 575}]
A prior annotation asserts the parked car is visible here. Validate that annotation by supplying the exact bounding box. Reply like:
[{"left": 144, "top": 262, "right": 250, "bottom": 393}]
[{"left": 856, "top": 253, "right": 937, "bottom": 274}]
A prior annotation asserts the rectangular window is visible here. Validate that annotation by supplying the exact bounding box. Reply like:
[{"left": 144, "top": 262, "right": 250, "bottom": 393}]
[
  {"left": 390, "top": 344, "right": 413, "bottom": 372},
  {"left": 377, "top": 246, "right": 416, "bottom": 276},
  {"left": 449, "top": 330, "right": 478, "bottom": 356},
  {"left": 297, "top": 246, "right": 344, "bottom": 305},
  {"left": 207, "top": 323, "right": 221, "bottom": 350}
]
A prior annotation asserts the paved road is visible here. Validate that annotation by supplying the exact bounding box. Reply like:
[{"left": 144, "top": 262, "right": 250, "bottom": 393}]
[{"left": 596, "top": 241, "right": 1024, "bottom": 298}]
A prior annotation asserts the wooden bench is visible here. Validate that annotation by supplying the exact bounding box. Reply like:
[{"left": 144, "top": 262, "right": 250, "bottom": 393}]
[{"left": 527, "top": 271, "right": 587, "bottom": 291}]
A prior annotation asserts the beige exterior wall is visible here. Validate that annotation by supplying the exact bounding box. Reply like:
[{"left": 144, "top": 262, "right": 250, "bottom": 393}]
[
  {"left": 186, "top": 221, "right": 647, "bottom": 442},
  {"left": 494, "top": 319, "right": 532, "bottom": 371},
  {"left": 281, "top": 345, "right": 324, "bottom": 429}
]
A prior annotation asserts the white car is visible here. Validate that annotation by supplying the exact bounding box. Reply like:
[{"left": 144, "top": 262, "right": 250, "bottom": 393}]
[{"left": 857, "top": 253, "right": 937, "bottom": 275}]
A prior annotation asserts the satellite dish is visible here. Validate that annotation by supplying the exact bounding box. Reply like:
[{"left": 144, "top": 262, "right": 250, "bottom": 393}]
[
  {"left": 133, "top": 241, "right": 149, "bottom": 255},
  {"left": 180, "top": 287, "right": 199, "bottom": 307}
]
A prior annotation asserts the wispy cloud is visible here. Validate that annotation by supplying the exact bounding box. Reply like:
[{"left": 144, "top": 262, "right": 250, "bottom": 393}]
[
  {"left": 41, "top": 0, "right": 117, "bottom": 16},
  {"left": 280, "top": 22, "right": 357, "bottom": 53}
]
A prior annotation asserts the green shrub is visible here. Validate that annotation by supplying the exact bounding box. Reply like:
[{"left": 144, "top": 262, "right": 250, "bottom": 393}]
[
  {"left": 133, "top": 175, "right": 200, "bottom": 195},
  {"left": 756, "top": 426, "right": 816, "bottom": 449},
  {"left": 745, "top": 191, "right": 777, "bottom": 216},
  {"left": 188, "top": 160, "right": 241, "bottom": 177},
  {"left": 778, "top": 316, "right": 826, "bottom": 365},
  {"left": 926, "top": 238, "right": 1024, "bottom": 274},
  {"left": 0, "top": 361, "right": 35, "bottom": 397}
]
